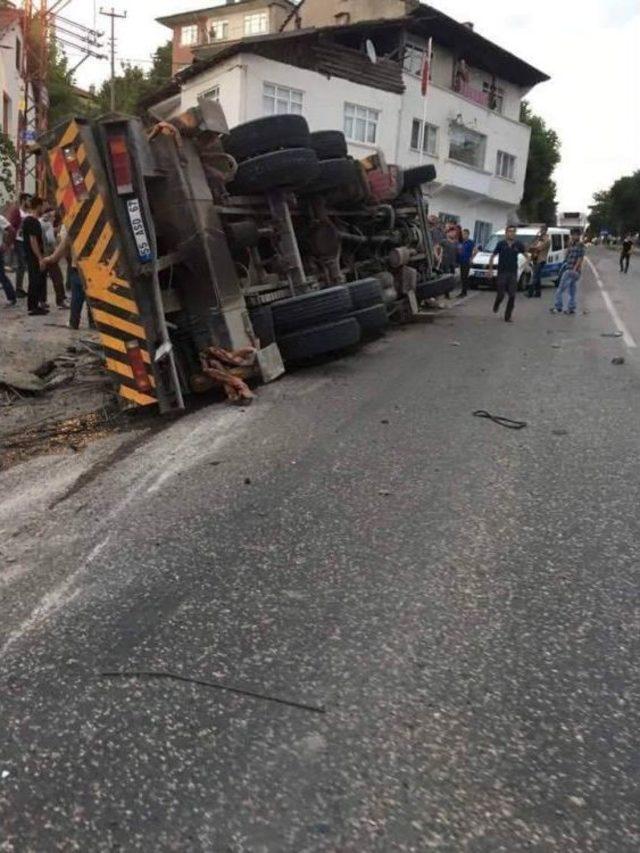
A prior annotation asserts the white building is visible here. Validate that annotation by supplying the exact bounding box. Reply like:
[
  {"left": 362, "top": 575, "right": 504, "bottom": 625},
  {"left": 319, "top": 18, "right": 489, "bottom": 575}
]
[
  {"left": 0, "top": 5, "right": 25, "bottom": 202},
  {"left": 149, "top": 6, "right": 548, "bottom": 243}
]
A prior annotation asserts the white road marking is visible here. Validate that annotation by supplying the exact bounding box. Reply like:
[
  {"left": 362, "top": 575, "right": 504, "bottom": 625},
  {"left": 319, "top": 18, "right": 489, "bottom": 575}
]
[{"left": 586, "top": 257, "right": 637, "bottom": 349}]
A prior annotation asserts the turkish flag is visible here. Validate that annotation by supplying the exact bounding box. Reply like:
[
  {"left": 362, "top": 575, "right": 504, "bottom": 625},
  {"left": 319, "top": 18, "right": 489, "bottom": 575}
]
[{"left": 421, "top": 38, "right": 433, "bottom": 97}]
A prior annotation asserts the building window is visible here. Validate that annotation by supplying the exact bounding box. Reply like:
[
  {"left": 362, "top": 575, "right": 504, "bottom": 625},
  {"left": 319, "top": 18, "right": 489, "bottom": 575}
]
[
  {"left": 244, "top": 12, "right": 267, "bottom": 35},
  {"left": 263, "top": 82, "right": 303, "bottom": 115},
  {"left": 473, "top": 220, "right": 493, "bottom": 248},
  {"left": 344, "top": 102, "right": 379, "bottom": 144},
  {"left": 482, "top": 81, "right": 504, "bottom": 113},
  {"left": 201, "top": 85, "right": 220, "bottom": 102},
  {"left": 180, "top": 24, "right": 198, "bottom": 46},
  {"left": 449, "top": 123, "right": 486, "bottom": 170},
  {"left": 208, "top": 20, "right": 228, "bottom": 41},
  {"left": 410, "top": 119, "right": 438, "bottom": 156},
  {"left": 15, "top": 38, "right": 20, "bottom": 72},
  {"left": 496, "top": 150, "right": 516, "bottom": 180},
  {"left": 439, "top": 212, "right": 460, "bottom": 224}
]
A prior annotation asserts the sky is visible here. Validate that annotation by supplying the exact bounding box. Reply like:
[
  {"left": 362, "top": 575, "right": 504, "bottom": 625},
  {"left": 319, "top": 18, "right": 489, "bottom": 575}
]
[{"left": 62, "top": 0, "right": 640, "bottom": 213}]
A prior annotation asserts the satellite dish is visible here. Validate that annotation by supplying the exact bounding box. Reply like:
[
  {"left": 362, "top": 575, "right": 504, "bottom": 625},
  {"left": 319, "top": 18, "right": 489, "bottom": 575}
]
[{"left": 365, "top": 39, "right": 377, "bottom": 64}]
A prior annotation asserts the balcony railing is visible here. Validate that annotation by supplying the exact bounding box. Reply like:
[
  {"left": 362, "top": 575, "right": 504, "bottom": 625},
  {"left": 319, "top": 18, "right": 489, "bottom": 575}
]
[{"left": 454, "top": 81, "right": 489, "bottom": 108}]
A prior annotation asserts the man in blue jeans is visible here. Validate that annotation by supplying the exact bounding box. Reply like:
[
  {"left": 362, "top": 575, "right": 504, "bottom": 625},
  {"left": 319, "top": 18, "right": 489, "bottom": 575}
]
[{"left": 550, "top": 228, "right": 585, "bottom": 315}]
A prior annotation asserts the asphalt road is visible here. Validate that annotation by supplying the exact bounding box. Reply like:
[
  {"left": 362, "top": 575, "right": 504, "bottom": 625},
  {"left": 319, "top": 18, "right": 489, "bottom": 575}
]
[{"left": 2, "top": 247, "right": 640, "bottom": 851}]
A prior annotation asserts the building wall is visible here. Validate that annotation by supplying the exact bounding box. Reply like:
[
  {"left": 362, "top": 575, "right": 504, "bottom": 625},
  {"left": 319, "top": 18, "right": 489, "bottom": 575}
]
[
  {"left": 399, "top": 73, "right": 531, "bottom": 208},
  {"left": 298, "top": 0, "right": 411, "bottom": 28},
  {"left": 167, "top": 2, "right": 292, "bottom": 73},
  {"left": 180, "top": 57, "right": 247, "bottom": 127},
  {"left": 175, "top": 49, "right": 532, "bottom": 232},
  {"left": 0, "top": 21, "right": 29, "bottom": 202}
]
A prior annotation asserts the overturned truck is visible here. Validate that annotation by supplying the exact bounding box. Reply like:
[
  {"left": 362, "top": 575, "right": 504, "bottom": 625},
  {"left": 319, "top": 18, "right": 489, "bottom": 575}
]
[{"left": 42, "top": 103, "right": 452, "bottom": 413}]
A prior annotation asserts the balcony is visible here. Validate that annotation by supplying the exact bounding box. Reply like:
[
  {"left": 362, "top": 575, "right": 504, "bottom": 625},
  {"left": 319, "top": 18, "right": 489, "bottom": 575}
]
[{"left": 454, "top": 81, "right": 489, "bottom": 108}]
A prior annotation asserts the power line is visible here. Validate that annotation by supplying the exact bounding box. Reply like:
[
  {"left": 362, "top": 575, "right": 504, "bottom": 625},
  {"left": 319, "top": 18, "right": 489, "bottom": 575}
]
[{"left": 99, "top": 6, "right": 127, "bottom": 111}]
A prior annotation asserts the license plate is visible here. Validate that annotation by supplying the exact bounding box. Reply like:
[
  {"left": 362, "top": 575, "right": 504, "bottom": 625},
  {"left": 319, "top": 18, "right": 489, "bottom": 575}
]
[{"left": 126, "top": 198, "right": 153, "bottom": 263}]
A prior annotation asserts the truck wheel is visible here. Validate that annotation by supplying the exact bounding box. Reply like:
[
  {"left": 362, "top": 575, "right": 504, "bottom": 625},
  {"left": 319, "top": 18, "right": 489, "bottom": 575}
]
[
  {"left": 402, "top": 164, "right": 437, "bottom": 191},
  {"left": 350, "top": 303, "right": 388, "bottom": 337},
  {"left": 346, "top": 277, "right": 384, "bottom": 309},
  {"left": 224, "top": 115, "right": 310, "bottom": 162},
  {"left": 271, "top": 285, "right": 352, "bottom": 335},
  {"left": 310, "top": 130, "right": 348, "bottom": 160},
  {"left": 277, "top": 317, "right": 361, "bottom": 362},
  {"left": 301, "top": 158, "right": 358, "bottom": 195},
  {"left": 231, "top": 148, "right": 319, "bottom": 194}
]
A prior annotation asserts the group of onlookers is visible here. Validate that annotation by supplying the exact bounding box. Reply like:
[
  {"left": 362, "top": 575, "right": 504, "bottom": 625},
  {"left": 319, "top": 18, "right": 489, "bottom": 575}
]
[
  {"left": 427, "top": 214, "right": 591, "bottom": 322},
  {"left": 0, "top": 192, "right": 85, "bottom": 327},
  {"left": 427, "top": 215, "right": 478, "bottom": 298}
]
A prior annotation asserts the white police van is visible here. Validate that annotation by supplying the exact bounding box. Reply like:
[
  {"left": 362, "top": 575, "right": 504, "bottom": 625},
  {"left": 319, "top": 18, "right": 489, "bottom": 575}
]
[{"left": 469, "top": 226, "right": 570, "bottom": 290}]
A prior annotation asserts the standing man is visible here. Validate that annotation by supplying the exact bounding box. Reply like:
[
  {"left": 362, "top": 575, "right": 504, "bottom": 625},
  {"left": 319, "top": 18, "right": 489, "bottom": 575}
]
[
  {"left": 550, "top": 228, "right": 585, "bottom": 315},
  {"left": 8, "top": 192, "right": 31, "bottom": 298},
  {"left": 428, "top": 214, "right": 444, "bottom": 268},
  {"left": 43, "top": 225, "right": 87, "bottom": 329},
  {"left": 40, "top": 205, "right": 68, "bottom": 307},
  {"left": 457, "top": 228, "right": 476, "bottom": 297},
  {"left": 22, "top": 196, "right": 48, "bottom": 316},
  {"left": 488, "top": 225, "right": 528, "bottom": 323},
  {"left": 441, "top": 227, "right": 459, "bottom": 275},
  {"left": 620, "top": 234, "right": 633, "bottom": 273},
  {"left": 527, "top": 224, "right": 550, "bottom": 298}
]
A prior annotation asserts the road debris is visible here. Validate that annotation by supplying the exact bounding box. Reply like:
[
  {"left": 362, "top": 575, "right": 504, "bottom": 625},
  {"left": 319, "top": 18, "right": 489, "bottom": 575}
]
[
  {"left": 552, "top": 429, "right": 569, "bottom": 436},
  {"left": 601, "top": 331, "right": 623, "bottom": 338},
  {"left": 472, "top": 410, "right": 528, "bottom": 430},
  {"left": 611, "top": 356, "right": 625, "bottom": 365},
  {"left": 1, "top": 407, "right": 124, "bottom": 470},
  {"left": 100, "top": 670, "right": 326, "bottom": 713}
]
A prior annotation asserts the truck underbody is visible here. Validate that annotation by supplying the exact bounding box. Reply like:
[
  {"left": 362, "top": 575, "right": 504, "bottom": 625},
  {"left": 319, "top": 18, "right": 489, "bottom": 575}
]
[{"left": 42, "top": 104, "right": 453, "bottom": 414}]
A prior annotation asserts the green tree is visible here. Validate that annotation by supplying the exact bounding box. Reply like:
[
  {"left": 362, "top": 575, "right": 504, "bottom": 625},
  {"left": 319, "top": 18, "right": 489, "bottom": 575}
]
[
  {"left": 518, "top": 101, "right": 561, "bottom": 224},
  {"left": 589, "top": 172, "right": 640, "bottom": 236},
  {"left": 94, "top": 41, "right": 173, "bottom": 115},
  {"left": 0, "top": 132, "right": 17, "bottom": 197},
  {"left": 48, "top": 46, "right": 91, "bottom": 126}
]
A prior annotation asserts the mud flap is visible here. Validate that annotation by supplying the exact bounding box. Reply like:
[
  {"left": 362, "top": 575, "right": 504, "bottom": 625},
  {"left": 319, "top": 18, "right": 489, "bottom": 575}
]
[{"left": 256, "top": 343, "right": 285, "bottom": 383}]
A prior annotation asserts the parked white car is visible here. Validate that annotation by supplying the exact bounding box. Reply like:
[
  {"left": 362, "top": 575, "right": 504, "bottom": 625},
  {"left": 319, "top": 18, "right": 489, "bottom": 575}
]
[{"left": 469, "top": 227, "right": 571, "bottom": 290}]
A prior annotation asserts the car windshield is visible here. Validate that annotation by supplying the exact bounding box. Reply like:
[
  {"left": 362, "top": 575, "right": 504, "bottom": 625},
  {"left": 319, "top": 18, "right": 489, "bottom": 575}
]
[{"left": 483, "top": 233, "right": 537, "bottom": 253}]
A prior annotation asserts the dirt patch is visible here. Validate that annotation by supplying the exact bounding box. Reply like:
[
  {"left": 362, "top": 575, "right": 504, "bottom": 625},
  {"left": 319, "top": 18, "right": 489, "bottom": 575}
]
[{"left": 0, "top": 409, "right": 123, "bottom": 469}]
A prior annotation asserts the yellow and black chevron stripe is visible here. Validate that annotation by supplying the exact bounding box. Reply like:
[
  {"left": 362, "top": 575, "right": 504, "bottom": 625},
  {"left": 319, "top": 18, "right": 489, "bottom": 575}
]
[{"left": 47, "top": 119, "right": 157, "bottom": 408}]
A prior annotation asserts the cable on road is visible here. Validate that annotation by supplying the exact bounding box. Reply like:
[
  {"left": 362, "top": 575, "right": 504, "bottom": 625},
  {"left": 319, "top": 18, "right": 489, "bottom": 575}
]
[
  {"left": 100, "top": 670, "right": 326, "bottom": 714},
  {"left": 472, "top": 410, "right": 528, "bottom": 430}
]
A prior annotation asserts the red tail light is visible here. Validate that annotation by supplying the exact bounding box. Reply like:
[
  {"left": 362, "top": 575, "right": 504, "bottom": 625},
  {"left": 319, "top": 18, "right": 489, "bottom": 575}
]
[
  {"left": 125, "top": 340, "right": 152, "bottom": 393},
  {"left": 62, "top": 146, "right": 88, "bottom": 200},
  {"left": 108, "top": 135, "right": 133, "bottom": 195}
]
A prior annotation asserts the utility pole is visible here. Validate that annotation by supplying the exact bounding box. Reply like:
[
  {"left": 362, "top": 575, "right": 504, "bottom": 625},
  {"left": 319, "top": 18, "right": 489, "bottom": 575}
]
[{"left": 99, "top": 6, "right": 127, "bottom": 112}]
